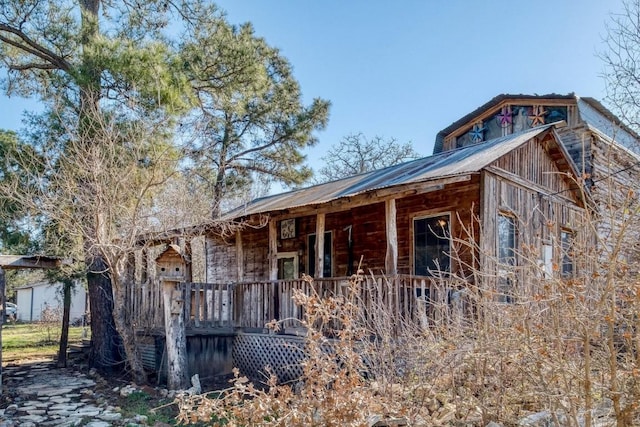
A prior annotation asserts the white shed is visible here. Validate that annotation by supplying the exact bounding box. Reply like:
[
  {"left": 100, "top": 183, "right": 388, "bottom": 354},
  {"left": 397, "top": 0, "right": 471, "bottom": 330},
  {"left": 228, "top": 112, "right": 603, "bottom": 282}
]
[{"left": 16, "top": 281, "right": 87, "bottom": 323}]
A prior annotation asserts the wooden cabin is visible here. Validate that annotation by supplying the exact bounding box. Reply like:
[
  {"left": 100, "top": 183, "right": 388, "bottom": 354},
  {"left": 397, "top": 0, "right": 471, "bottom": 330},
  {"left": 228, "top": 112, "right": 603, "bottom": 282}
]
[{"left": 127, "top": 122, "right": 588, "bottom": 382}]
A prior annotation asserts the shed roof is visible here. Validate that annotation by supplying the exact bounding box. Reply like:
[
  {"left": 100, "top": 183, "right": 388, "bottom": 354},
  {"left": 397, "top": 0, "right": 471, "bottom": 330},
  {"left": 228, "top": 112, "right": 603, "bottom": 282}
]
[
  {"left": 224, "top": 124, "right": 561, "bottom": 220},
  {"left": 0, "top": 255, "right": 64, "bottom": 270}
]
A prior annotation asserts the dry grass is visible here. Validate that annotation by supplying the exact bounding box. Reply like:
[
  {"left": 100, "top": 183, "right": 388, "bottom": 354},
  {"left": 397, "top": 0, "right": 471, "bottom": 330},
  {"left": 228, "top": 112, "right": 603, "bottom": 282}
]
[{"left": 2, "top": 323, "right": 87, "bottom": 362}]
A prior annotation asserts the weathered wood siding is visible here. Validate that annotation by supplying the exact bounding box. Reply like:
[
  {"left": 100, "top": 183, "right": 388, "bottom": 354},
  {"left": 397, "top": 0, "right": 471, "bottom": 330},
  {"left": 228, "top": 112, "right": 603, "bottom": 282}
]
[
  {"left": 242, "top": 227, "right": 268, "bottom": 282},
  {"left": 332, "top": 203, "right": 387, "bottom": 275},
  {"left": 556, "top": 125, "right": 593, "bottom": 179},
  {"left": 492, "top": 135, "right": 577, "bottom": 195},
  {"left": 205, "top": 237, "right": 237, "bottom": 283},
  {"left": 396, "top": 176, "right": 481, "bottom": 276},
  {"left": 589, "top": 137, "right": 640, "bottom": 262},
  {"left": 481, "top": 141, "right": 586, "bottom": 296}
]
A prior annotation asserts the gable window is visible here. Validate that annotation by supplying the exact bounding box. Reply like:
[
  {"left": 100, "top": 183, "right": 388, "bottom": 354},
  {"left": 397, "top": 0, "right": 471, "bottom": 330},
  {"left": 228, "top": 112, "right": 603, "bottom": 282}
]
[
  {"left": 560, "top": 229, "right": 575, "bottom": 277},
  {"left": 414, "top": 214, "right": 451, "bottom": 276},
  {"left": 308, "top": 232, "right": 332, "bottom": 277},
  {"left": 497, "top": 213, "right": 516, "bottom": 302}
]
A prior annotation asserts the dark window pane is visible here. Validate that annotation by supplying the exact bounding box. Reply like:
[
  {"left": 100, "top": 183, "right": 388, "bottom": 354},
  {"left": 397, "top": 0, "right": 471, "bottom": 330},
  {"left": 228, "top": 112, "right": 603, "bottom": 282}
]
[
  {"left": 414, "top": 215, "right": 450, "bottom": 276},
  {"left": 497, "top": 213, "right": 516, "bottom": 302},
  {"left": 561, "top": 230, "right": 574, "bottom": 277}
]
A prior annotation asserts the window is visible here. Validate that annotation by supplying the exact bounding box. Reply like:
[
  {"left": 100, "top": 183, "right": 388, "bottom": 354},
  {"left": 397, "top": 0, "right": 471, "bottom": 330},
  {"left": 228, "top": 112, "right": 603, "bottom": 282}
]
[
  {"left": 498, "top": 214, "right": 516, "bottom": 266},
  {"left": 308, "top": 232, "right": 332, "bottom": 277},
  {"left": 277, "top": 252, "right": 298, "bottom": 280},
  {"left": 413, "top": 214, "right": 451, "bottom": 276},
  {"left": 542, "top": 243, "right": 553, "bottom": 279},
  {"left": 497, "top": 213, "right": 516, "bottom": 302},
  {"left": 560, "top": 230, "right": 575, "bottom": 277}
]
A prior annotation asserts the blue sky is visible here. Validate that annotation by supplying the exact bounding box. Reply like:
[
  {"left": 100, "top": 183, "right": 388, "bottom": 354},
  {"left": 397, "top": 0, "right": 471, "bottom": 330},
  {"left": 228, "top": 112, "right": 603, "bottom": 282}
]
[{"left": 0, "top": 1, "right": 622, "bottom": 168}]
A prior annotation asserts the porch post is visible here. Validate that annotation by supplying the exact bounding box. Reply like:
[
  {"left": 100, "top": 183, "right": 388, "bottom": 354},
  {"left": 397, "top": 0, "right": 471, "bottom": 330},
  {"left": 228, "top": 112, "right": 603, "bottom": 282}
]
[
  {"left": 161, "top": 280, "right": 188, "bottom": 389},
  {"left": 385, "top": 199, "right": 398, "bottom": 276},
  {"left": 269, "top": 218, "right": 278, "bottom": 281},
  {"left": 236, "top": 230, "right": 244, "bottom": 282},
  {"left": 315, "top": 213, "right": 325, "bottom": 278}
]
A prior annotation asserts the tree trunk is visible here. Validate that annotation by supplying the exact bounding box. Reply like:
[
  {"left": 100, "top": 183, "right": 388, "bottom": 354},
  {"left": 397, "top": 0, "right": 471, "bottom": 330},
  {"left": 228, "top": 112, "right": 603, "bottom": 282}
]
[
  {"left": 87, "top": 255, "right": 124, "bottom": 373},
  {"left": 57, "top": 280, "right": 72, "bottom": 368},
  {"left": 112, "top": 257, "right": 147, "bottom": 384},
  {"left": 79, "top": 0, "right": 126, "bottom": 375},
  {"left": 211, "top": 122, "right": 232, "bottom": 219}
]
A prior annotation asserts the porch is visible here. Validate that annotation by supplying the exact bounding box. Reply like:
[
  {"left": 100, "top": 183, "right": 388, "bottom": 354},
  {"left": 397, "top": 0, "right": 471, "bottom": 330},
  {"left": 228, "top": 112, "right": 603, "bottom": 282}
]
[{"left": 129, "top": 274, "right": 470, "bottom": 336}]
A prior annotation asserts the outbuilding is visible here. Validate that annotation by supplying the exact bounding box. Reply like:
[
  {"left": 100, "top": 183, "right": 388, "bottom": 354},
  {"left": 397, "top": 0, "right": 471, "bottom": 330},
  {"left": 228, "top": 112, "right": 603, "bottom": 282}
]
[{"left": 16, "top": 280, "right": 87, "bottom": 323}]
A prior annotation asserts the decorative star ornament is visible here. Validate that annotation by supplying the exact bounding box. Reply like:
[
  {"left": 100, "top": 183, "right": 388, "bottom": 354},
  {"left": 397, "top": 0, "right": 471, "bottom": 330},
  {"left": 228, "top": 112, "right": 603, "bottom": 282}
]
[
  {"left": 496, "top": 106, "right": 513, "bottom": 128},
  {"left": 529, "top": 105, "right": 547, "bottom": 127},
  {"left": 470, "top": 123, "right": 485, "bottom": 143}
]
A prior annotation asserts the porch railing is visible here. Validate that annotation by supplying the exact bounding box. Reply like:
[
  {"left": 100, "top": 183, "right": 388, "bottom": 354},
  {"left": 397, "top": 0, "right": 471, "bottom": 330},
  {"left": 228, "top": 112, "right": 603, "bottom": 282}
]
[{"left": 128, "top": 275, "right": 470, "bottom": 333}]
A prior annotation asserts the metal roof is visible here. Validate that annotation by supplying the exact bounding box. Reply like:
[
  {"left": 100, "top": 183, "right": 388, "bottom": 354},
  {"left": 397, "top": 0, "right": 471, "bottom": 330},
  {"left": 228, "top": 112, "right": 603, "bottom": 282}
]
[{"left": 223, "top": 125, "right": 554, "bottom": 220}]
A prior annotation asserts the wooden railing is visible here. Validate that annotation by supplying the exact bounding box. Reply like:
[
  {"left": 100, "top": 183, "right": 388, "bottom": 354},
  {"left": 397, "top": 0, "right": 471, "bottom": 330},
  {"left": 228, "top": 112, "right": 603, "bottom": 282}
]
[
  {"left": 176, "top": 275, "right": 468, "bottom": 332},
  {"left": 128, "top": 275, "right": 470, "bottom": 333}
]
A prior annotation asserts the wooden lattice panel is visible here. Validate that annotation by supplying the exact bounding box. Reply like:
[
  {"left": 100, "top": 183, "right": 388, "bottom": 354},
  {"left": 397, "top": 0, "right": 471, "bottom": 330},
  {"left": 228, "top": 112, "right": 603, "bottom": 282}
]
[{"left": 233, "top": 333, "right": 307, "bottom": 384}]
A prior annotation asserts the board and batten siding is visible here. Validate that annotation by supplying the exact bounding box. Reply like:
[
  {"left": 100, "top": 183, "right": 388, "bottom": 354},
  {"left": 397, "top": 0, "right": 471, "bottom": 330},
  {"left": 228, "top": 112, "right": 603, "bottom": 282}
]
[{"left": 556, "top": 125, "right": 593, "bottom": 179}]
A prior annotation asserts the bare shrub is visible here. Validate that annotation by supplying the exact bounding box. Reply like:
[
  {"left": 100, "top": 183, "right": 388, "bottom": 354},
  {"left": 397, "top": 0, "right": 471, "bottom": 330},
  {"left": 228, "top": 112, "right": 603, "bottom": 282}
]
[{"left": 176, "top": 275, "right": 407, "bottom": 426}]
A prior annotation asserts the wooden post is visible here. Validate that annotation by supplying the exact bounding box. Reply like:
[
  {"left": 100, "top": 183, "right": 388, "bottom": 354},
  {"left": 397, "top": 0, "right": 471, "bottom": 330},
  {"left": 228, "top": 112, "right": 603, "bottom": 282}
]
[
  {"left": 156, "top": 245, "right": 189, "bottom": 390},
  {"left": 57, "top": 280, "right": 72, "bottom": 368},
  {"left": 269, "top": 218, "right": 278, "bottom": 281},
  {"left": 315, "top": 213, "right": 325, "bottom": 278},
  {"left": 162, "top": 280, "right": 189, "bottom": 390},
  {"left": 236, "top": 230, "right": 244, "bottom": 282},
  {"left": 0, "top": 266, "right": 4, "bottom": 395},
  {"left": 385, "top": 199, "right": 398, "bottom": 276}
]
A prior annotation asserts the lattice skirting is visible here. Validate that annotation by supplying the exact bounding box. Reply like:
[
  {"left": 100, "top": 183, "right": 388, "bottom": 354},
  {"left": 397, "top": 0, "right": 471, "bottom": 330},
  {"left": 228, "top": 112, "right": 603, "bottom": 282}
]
[{"left": 233, "top": 333, "right": 309, "bottom": 384}]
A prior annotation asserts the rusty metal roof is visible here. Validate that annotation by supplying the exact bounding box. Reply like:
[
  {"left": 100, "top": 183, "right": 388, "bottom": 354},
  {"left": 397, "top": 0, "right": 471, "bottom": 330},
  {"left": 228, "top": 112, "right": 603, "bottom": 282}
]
[{"left": 224, "top": 125, "right": 554, "bottom": 219}]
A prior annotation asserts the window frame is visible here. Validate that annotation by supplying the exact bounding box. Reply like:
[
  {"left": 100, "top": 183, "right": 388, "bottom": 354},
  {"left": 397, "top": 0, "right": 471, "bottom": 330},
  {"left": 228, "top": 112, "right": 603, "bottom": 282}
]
[
  {"left": 412, "top": 212, "right": 452, "bottom": 277},
  {"left": 560, "top": 228, "right": 575, "bottom": 278},
  {"left": 276, "top": 251, "right": 299, "bottom": 280},
  {"left": 497, "top": 212, "right": 517, "bottom": 302}
]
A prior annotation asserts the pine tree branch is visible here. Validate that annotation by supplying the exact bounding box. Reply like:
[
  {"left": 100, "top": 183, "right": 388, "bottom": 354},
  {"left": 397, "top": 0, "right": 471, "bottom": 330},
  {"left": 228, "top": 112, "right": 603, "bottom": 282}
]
[{"left": 0, "top": 24, "right": 71, "bottom": 72}]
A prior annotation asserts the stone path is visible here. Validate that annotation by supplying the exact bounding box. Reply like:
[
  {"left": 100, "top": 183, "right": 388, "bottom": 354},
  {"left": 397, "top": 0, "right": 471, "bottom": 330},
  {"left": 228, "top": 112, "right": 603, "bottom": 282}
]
[{"left": 0, "top": 360, "right": 154, "bottom": 426}]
